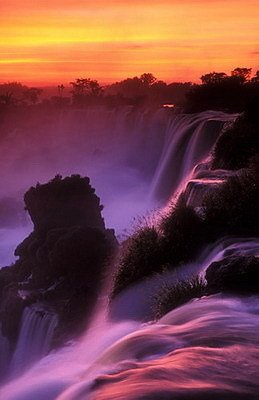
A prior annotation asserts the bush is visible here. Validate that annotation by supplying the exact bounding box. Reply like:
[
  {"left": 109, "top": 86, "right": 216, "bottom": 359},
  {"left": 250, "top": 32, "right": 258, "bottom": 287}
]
[
  {"left": 160, "top": 196, "right": 208, "bottom": 266},
  {"left": 211, "top": 117, "right": 259, "bottom": 170},
  {"left": 111, "top": 226, "right": 162, "bottom": 298},
  {"left": 203, "top": 159, "right": 259, "bottom": 236},
  {"left": 111, "top": 197, "right": 208, "bottom": 297},
  {"left": 184, "top": 74, "right": 259, "bottom": 113},
  {"left": 153, "top": 276, "right": 206, "bottom": 319}
]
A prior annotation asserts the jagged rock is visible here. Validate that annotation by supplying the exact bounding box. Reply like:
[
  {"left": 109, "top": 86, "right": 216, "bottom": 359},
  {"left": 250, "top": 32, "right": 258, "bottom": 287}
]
[
  {"left": 0, "top": 174, "right": 117, "bottom": 347},
  {"left": 0, "top": 285, "right": 25, "bottom": 343},
  {"left": 24, "top": 174, "right": 105, "bottom": 233}
]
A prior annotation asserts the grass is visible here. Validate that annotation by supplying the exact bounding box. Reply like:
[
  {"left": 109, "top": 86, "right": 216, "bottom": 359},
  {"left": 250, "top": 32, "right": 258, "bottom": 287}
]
[{"left": 153, "top": 276, "right": 207, "bottom": 319}]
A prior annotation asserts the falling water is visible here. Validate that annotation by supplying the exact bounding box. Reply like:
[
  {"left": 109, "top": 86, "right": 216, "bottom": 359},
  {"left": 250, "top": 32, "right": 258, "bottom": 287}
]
[
  {"left": 9, "top": 306, "right": 58, "bottom": 378},
  {"left": 0, "top": 108, "right": 258, "bottom": 399},
  {"left": 151, "top": 110, "right": 236, "bottom": 202}
]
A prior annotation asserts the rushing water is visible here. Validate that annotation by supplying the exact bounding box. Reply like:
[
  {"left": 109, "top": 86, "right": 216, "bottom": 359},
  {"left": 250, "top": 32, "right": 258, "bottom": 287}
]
[
  {"left": 1, "top": 291, "right": 259, "bottom": 399},
  {"left": 0, "top": 108, "right": 258, "bottom": 399},
  {"left": 150, "top": 110, "right": 236, "bottom": 201},
  {"left": 9, "top": 307, "right": 58, "bottom": 378}
]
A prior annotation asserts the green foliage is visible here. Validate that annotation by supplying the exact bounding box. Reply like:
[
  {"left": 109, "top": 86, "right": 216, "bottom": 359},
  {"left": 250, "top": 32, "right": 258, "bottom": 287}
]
[{"left": 153, "top": 276, "right": 206, "bottom": 319}]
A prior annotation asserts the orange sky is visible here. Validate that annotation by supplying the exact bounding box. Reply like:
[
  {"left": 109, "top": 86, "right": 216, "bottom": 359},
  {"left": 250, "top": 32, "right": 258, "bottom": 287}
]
[{"left": 0, "top": 0, "right": 258, "bottom": 85}]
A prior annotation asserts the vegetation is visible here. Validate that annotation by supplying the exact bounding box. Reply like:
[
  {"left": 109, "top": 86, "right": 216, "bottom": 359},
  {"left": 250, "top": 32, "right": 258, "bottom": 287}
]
[
  {"left": 211, "top": 118, "right": 259, "bottom": 170},
  {"left": 112, "top": 226, "right": 162, "bottom": 298},
  {"left": 0, "top": 175, "right": 117, "bottom": 345},
  {"left": 70, "top": 78, "right": 103, "bottom": 106},
  {"left": 112, "top": 161, "right": 259, "bottom": 296},
  {"left": 160, "top": 196, "right": 207, "bottom": 266},
  {"left": 0, "top": 67, "right": 258, "bottom": 111},
  {"left": 211, "top": 96, "right": 259, "bottom": 170},
  {"left": 0, "top": 73, "right": 191, "bottom": 109},
  {"left": 111, "top": 97, "right": 259, "bottom": 297},
  {"left": 203, "top": 158, "right": 259, "bottom": 237},
  {"left": 111, "top": 196, "right": 208, "bottom": 298},
  {"left": 153, "top": 276, "right": 206, "bottom": 319},
  {"left": 184, "top": 68, "right": 259, "bottom": 113},
  {"left": 153, "top": 253, "right": 259, "bottom": 319}
]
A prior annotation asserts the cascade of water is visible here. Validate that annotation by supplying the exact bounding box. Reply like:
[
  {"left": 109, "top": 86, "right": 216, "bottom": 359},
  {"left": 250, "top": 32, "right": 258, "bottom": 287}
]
[
  {"left": 110, "top": 236, "right": 259, "bottom": 322},
  {"left": 1, "top": 109, "right": 258, "bottom": 400},
  {"left": 9, "top": 306, "right": 58, "bottom": 378},
  {"left": 150, "top": 111, "right": 236, "bottom": 202},
  {"left": 2, "top": 291, "right": 259, "bottom": 399}
]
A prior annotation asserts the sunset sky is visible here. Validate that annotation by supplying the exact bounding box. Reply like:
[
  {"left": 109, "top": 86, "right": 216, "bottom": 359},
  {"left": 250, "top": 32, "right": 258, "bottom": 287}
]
[{"left": 0, "top": 0, "right": 258, "bottom": 85}]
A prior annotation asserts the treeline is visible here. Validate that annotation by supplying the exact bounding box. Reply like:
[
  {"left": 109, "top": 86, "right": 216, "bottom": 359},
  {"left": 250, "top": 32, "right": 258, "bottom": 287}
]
[
  {"left": 185, "top": 68, "right": 259, "bottom": 113},
  {"left": 0, "top": 68, "right": 258, "bottom": 111},
  {"left": 0, "top": 73, "right": 191, "bottom": 108}
]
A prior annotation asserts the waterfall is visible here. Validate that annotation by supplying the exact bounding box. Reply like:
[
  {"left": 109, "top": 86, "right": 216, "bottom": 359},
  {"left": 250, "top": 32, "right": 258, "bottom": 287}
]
[
  {"left": 2, "top": 291, "right": 259, "bottom": 398},
  {"left": 150, "top": 111, "right": 236, "bottom": 202},
  {"left": 109, "top": 236, "right": 259, "bottom": 322},
  {"left": 0, "top": 108, "right": 258, "bottom": 399},
  {"left": 0, "top": 106, "right": 170, "bottom": 237},
  {"left": 9, "top": 306, "right": 58, "bottom": 378}
]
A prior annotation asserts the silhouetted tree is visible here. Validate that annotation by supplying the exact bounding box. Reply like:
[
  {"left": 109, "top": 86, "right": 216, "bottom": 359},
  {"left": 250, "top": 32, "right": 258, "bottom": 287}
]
[
  {"left": 0, "top": 82, "right": 28, "bottom": 105},
  {"left": 140, "top": 73, "right": 157, "bottom": 86},
  {"left": 23, "top": 87, "right": 43, "bottom": 104},
  {"left": 184, "top": 67, "right": 259, "bottom": 112},
  {"left": 231, "top": 67, "right": 252, "bottom": 83},
  {"left": 0, "top": 91, "right": 14, "bottom": 106},
  {"left": 70, "top": 78, "right": 103, "bottom": 106},
  {"left": 200, "top": 72, "right": 228, "bottom": 85},
  {"left": 251, "top": 71, "right": 259, "bottom": 83},
  {"left": 57, "top": 84, "right": 65, "bottom": 97}
]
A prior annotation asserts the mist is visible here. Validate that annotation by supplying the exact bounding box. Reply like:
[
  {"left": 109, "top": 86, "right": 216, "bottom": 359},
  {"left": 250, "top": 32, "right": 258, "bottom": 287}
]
[{"left": 0, "top": 105, "right": 171, "bottom": 264}]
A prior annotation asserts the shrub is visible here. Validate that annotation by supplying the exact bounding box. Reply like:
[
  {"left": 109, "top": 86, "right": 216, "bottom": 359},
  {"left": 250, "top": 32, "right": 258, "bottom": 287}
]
[
  {"left": 111, "top": 197, "right": 208, "bottom": 297},
  {"left": 203, "top": 159, "right": 259, "bottom": 236},
  {"left": 111, "top": 226, "right": 162, "bottom": 298},
  {"left": 160, "top": 196, "right": 208, "bottom": 266},
  {"left": 153, "top": 276, "right": 206, "bottom": 319},
  {"left": 211, "top": 117, "right": 259, "bottom": 170}
]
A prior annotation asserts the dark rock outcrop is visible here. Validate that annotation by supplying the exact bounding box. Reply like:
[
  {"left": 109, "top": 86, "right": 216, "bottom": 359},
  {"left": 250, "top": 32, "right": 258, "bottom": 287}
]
[
  {"left": 206, "top": 255, "right": 259, "bottom": 294},
  {"left": 0, "top": 174, "right": 117, "bottom": 346}
]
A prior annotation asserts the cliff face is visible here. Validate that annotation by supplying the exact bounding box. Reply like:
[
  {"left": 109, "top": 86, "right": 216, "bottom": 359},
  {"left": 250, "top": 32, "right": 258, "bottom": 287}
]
[{"left": 0, "top": 175, "right": 117, "bottom": 347}]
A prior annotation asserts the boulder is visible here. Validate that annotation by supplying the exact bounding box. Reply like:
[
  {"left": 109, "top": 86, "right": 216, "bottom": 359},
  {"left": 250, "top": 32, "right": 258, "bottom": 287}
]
[{"left": 206, "top": 255, "right": 259, "bottom": 294}]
